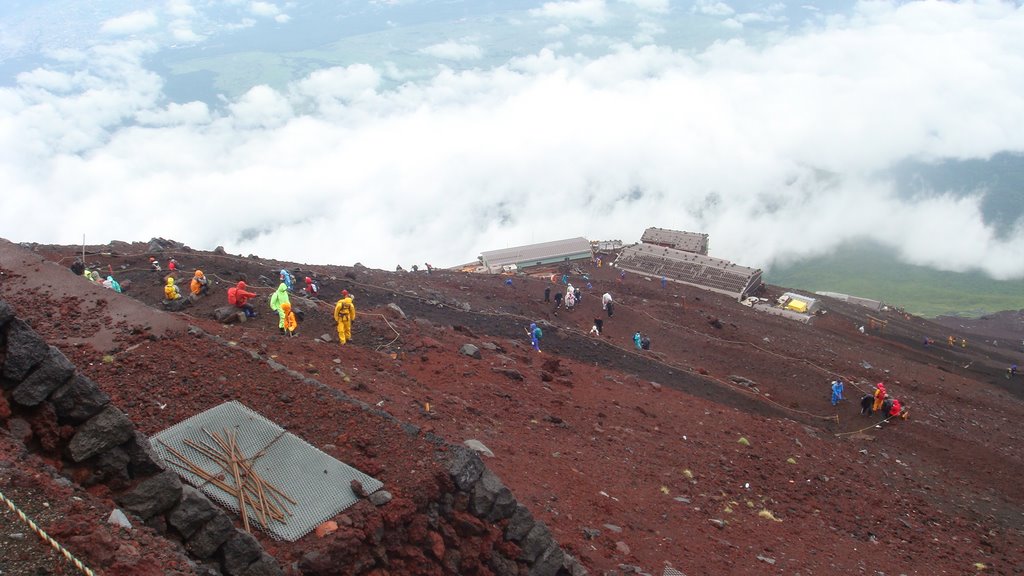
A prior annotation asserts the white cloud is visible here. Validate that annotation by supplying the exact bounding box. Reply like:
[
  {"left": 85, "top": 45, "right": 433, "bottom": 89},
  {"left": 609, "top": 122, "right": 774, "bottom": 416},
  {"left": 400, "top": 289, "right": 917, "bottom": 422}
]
[
  {"left": 419, "top": 41, "right": 483, "bottom": 61},
  {"left": 250, "top": 2, "right": 281, "bottom": 17},
  {"left": 694, "top": 0, "right": 734, "bottom": 17},
  {"left": 3, "top": 2, "right": 1024, "bottom": 282},
  {"left": 620, "top": 0, "right": 669, "bottom": 14},
  {"left": 275, "top": 14, "right": 291, "bottom": 23},
  {"left": 100, "top": 11, "right": 159, "bottom": 35},
  {"left": 530, "top": 0, "right": 610, "bottom": 26},
  {"left": 166, "top": 0, "right": 198, "bottom": 18},
  {"left": 169, "top": 20, "right": 205, "bottom": 43}
]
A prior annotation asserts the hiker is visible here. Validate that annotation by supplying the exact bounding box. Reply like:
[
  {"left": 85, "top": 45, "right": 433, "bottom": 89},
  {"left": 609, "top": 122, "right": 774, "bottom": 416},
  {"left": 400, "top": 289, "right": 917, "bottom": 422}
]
[
  {"left": 528, "top": 322, "right": 543, "bottom": 353},
  {"left": 619, "top": 269, "right": 626, "bottom": 283},
  {"left": 948, "top": 335, "right": 955, "bottom": 347},
  {"left": 553, "top": 292, "right": 563, "bottom": 309},
  {"left": 590, "top": 318, "right": 603, "bottom": 336},
  {"left": 164, "top": 277, "right": 181, "bottom": 301},
  {"left": 280, "top": 269, "right": 294, "bottom": 291},
  {"left": 634, "top": 331, "right": 643, "bottom": 350},
  {"left": 103, "top": 275, "right": 122, "bottom": 293},
  {"left": 888, "top": 398, "right": 904, "bottom": 420},
  {"left": 872, "top": 383, "right": 887, "bottom": 413},
  {"left": 641, "top": 335, "right": 651, "bottom": 350},
  {"left": 574, "top": 286, "right": 581, "bottom": 304},
  {"left": 411, "top": 264, "right": 419, "bottom": 272},
  {"left": 228, "top": 281, "right": 258, "bottom": 318},
  {"left": 596, "top": 256, "right": 602, "bottom": 267},
  {"left": 270, "top": 283, "right": 291, "bottom": 333},
  {"left": 150, "top": 257, "right": 161, "bottom": 271},
  {"left": 333, "top": 290, "right": 356, "bottom": 345},
  {"left": 190, "top": 270, "right": 209, "bottom": 296},
  {"left": 565, "top": 291, "right": 576, "bottom": 310},
  {"left": 426, "top": 263, "right": 434, "bottom": 274},
  {"left": 860, "top": 394, "right": 873, "bottom": 416},
  {"left": 567, "top": 283, "right": 575, "bottom": 298},
  {"left": 661, "top": 276, "right": 668, "bottom": 289},
  {"left": 85, "top": 269, "right": 101, "bottom": 282},
  {"left": 303, "top": 276, "right": 319, "bottom": 297},
  {"left": 70, "top": 259, "right": 86, "bottom": 276},
  {"left": 544, "top": 287, "right": 551, "bottom": 302},
  {"left": 1008, "top": 364, "right": 1018, "bottom": 379},
  {"left": 280, "top": 302, "right": 298, "bottom": 337},
  {"left": 561, "top": 274, "right": 568, "bottom": 285},
  {"left": 830, "top": 380, "right": 844, "bottom": 406},
  {"left": 504, "top": 278, "right": 514, "bottom": 287},
  {"left": 961, "top": 337, "right": 967, "bottom": 348},
  {"left": 168, "top": 258, "right": 178, "bottom": 272}
]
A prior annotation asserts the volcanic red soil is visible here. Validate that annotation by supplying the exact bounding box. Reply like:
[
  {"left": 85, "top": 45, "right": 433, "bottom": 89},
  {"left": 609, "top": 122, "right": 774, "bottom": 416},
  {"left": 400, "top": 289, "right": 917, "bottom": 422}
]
[{"left": 1, "top": 237, "right": 1023, "bottom": 575}]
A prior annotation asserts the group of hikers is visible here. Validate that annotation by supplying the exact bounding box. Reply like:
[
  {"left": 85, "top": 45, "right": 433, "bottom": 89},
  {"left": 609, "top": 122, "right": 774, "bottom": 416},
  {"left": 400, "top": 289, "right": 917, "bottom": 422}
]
[
  {"left": 829, "top": 378, "right": 909, "bottom": 422},
  {"left": 526, "top": 263, "right": 652, "bottom": 354},
  {"left": 72, "top": 257, "right": 358, "bottom": 345}
]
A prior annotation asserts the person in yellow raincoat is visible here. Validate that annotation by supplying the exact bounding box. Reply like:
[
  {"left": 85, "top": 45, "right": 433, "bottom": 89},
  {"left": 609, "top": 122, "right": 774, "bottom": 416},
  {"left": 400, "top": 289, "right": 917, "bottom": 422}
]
[
  {"left": 280, "top": 302, "right": 298, "bottom": 337},
  {"left": 872, "top": 382, "right": 887, "bottom": 413},
  {"left": 333, "top": 290, "right": 356, "bottom": 345},
  {"left": 164, "top": 277, "right": 181, "bottom": 300},
  {"left": 269, "top": 283, "right": 291, "bottom": 333}
]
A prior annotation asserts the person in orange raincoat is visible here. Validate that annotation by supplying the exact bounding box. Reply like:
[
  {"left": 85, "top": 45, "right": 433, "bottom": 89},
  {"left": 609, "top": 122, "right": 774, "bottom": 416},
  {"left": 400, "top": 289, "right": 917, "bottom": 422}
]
[
  {"left": 280, "top": 302, "right": 298, "bottom": 337},
  {"left": 190, "top": 270, "right": 209, "bottom": 296},
  {"left": 333, "top": 290, "right": 356, "bottom": 345},
  {"left": 872, "top": 382, "right": 887, "bottom": 413}
]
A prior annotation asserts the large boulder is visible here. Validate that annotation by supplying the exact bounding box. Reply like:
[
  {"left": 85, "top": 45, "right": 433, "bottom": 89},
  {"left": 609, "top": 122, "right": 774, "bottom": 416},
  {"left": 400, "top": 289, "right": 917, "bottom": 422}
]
[
  {"left": 12, "top": 346, "right": 75, "bottom": 406},
  {"left": 384, "top": 303, "right": 406, "bottom": 320},
  {"left": 2, "top": 319, "right": 50, "bottom": 383},
  {"left": 221, "top": 530, "right": 263, "bottom": 576},
  {"left": 470, "top": 469, "right": 517, "bottom": 522},
  {"left": 504, "top": 505, "right": 536, "bottom": 542},
  {"left": 0, "top": 300, "right": 13, "bottom": 327},
  {"left": 68, "top": 405, "right": 134, "bottom": 462},
  {"left": 213, "top": 306, "right": 245, "bottom": 324},
  {"left": 119, "top": 470, "right": 183, "bottom": 520},
  {"left": 459, "top": 344, "right": 482, "bottom": 359},
  {"left": 50, "top": 374, "right": 111, "bottom": 424},
  {"left": 240, "top": 553, "right": 284, "bottom": 576},
  {"left": 169, "top": 486, "right": 219, "bottom": 539},
  {"left": 446, "top": 446, "right": 484, "bottom": 491},
  {"left": 125, "top": 431, "right": 165, "bottom": 476},
  {"left": 518, "top": 522, "right": 554, "bottom": 563},
  {"left": 187, "top": 510, "right": 236, "bottom": 559},
  {"left": 529, "top": 543, "right": 566, "bottom": 576}
]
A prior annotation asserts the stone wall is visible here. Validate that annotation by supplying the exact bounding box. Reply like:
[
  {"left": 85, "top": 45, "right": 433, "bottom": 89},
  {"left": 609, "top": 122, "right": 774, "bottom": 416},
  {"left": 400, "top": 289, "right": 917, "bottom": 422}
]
[{"left": 0, "top": 299, "right": 282, "bottom": 576}]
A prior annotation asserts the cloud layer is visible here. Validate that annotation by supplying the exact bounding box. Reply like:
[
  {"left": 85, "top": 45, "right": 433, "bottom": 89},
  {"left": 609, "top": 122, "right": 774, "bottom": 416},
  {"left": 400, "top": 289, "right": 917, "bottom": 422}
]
[{"left": 2, "top": 1, "right": 1024, "bottom": 278}]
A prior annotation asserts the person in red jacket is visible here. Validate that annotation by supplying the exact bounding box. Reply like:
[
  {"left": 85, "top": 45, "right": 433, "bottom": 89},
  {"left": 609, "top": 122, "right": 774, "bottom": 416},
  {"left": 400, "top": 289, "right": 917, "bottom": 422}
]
[{"left": 228, "top": 281, "right": 258, "bottom": 318}]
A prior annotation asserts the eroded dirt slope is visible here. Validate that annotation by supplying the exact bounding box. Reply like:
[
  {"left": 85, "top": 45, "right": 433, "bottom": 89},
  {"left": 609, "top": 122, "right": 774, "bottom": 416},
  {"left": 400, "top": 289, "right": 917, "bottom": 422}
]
[{"left": 2, "top": 238, "right": 1023, "bottom": 575}]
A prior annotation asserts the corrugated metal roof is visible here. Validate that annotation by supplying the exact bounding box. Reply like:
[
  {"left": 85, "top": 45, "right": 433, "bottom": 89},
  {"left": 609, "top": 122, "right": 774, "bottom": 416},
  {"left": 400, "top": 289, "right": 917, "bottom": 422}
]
[
  {"left": 480, "top": 237, "right": 592, "bottom": 268},
  {"left": 641, "top": 227, "right": 708, "bottom": 254}
]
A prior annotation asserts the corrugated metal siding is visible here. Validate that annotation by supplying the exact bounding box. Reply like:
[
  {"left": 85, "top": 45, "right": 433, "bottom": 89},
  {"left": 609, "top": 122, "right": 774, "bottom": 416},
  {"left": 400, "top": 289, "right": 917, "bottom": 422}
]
[
  {"left": 641, "top": 227, "right": 708, "bottom": 254},
  {"left": 481, "top": 237, "right": 592, "bottom": 269}
]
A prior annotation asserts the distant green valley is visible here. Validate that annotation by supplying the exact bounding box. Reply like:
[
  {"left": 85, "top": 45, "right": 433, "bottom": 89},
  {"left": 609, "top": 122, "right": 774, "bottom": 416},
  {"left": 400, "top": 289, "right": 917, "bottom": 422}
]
[{"left": 765, "top": 242, "right": 1024, "bottom": 318}]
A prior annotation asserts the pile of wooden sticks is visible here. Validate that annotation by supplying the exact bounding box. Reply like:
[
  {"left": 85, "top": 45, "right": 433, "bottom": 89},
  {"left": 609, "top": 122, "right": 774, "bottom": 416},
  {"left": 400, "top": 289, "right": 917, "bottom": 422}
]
[{"left": 158, "top": 428, "right": 296, "bottom": 533}]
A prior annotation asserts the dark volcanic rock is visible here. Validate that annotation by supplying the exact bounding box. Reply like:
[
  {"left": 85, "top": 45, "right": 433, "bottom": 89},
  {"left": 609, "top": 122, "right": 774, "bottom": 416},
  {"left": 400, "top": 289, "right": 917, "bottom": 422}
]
[
  {"left": 2, "top": 319, "right": 50, "bottom": 382},
  {"left": 68, "top": 405, "right": 134, "bottom": 462},
  {"left": 12, "top": 345, "right": 75, "bottom": 406},
  {"left": 50, "top": 374, "right": 111, "bottom": 423},
  {"left": 119, "top": 469, "right": 183, "bottom": 520}
]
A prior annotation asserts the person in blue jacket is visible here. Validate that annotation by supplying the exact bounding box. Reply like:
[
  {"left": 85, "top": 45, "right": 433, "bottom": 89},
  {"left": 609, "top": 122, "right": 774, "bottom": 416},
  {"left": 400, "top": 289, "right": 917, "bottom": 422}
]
[
  {"left": 528, "top": 323, "right": 543, "bottom": 353},
  {"left": 830, "top": 379, "right": 845, "bottom": 406}
]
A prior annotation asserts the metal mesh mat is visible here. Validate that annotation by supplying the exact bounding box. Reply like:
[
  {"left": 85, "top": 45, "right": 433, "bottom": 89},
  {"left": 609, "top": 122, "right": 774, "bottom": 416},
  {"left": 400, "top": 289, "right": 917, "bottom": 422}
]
[{"left": 151, "top": 401, "right": 383, "bottom": 542}]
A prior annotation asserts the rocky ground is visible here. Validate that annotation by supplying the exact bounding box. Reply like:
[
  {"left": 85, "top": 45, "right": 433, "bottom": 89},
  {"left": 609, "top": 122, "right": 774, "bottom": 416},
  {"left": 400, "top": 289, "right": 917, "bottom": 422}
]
[{"left": 1, "top": 237, "right": 1023, "bottom": 575}]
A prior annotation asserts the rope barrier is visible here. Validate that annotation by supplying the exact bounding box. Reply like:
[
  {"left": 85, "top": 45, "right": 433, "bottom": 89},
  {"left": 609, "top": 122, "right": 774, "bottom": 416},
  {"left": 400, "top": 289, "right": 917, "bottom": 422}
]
[{"left": 0, "top": 489, "right": 96, "bottom": 576}]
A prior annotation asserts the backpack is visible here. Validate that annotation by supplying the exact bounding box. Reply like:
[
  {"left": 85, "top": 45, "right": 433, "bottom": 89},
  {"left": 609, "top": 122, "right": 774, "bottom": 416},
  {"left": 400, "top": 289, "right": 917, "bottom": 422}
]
[
  {"left": 533, "top": 327, "right": 543, "bottom": 339},
  {"left": 227, "top": 287, "right": 238, "bottom": 305}
]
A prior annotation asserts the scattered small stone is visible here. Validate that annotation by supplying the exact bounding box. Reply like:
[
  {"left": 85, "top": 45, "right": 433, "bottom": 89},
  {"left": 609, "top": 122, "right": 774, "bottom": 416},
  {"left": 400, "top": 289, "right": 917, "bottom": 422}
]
[
  {"left": 463, "top": 439, "right": 494, "bottom": 457},
  {"left": 351, "top": 479, "right": 368, "bottom": 498},
  {"left": 582, "top": 527, "right": 601, "bottom": 540},
  {"left": 737, "top": 437, "right": 750, "bottom": 446},
  {"left": 756, "top": 554, "right": 776, "bottom": 565},
  {"left": 709, "top": 518, "right": 727, "bottom": 529},
  {"left": 368, "top": 490, "right": 393, "bottom": 506},
  {"left": 603, "top": 524, "right": 623, "bottom": 533},
  {"left": 615, "top": 541, "right": 631, "bottom": 555}
]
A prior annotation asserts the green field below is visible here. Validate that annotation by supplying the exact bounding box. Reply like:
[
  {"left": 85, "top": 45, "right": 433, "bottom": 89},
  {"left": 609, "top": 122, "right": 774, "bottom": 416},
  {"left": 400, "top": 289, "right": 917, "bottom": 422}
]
[{"left": 764, "top": 243, "right": 1024, "bottom": 319}]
